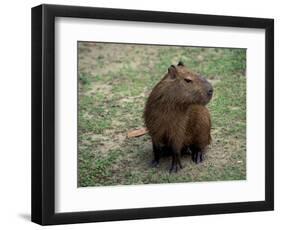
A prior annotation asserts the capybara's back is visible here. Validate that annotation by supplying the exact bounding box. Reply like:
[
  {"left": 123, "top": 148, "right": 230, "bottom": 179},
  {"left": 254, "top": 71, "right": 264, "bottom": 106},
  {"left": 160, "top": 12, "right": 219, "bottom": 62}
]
[{"left": 144, "top": 62, "right": 213, "bottom": 172}]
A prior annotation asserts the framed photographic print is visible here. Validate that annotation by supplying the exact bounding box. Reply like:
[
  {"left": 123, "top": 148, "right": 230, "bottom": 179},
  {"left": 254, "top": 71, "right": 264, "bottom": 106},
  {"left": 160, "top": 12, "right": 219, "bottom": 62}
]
[{"left": 31, "top": 4, "right": 274, "bottom": 225}]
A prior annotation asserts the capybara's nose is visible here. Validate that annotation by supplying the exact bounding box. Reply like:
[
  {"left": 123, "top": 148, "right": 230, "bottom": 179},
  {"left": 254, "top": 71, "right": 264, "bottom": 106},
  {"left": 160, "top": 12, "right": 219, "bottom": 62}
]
[{"left": 208, "top": 89, "right": 213, "bottom": 96}]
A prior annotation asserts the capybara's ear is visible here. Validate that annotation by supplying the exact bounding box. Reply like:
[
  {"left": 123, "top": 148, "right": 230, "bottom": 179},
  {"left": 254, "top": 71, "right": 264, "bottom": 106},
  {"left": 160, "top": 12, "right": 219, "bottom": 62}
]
[
  {"left": 168, "top": 65, "right": 177, "bottom": 78},
  {"left": 178, "top": 61, "right": 184, "bottom": 66}
]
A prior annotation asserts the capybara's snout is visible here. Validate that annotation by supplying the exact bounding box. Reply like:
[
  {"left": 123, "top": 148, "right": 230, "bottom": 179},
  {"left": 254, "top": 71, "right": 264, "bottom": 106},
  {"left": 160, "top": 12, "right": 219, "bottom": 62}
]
[{"left": 199, "top": 75, "right": 213, "bottom": 103}]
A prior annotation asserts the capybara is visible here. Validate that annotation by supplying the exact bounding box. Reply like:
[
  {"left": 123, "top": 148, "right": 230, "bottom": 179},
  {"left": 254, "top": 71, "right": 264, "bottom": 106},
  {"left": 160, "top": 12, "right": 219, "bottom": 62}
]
[{"left": 144, "top": 61, "right": 213, "bottom": 173}]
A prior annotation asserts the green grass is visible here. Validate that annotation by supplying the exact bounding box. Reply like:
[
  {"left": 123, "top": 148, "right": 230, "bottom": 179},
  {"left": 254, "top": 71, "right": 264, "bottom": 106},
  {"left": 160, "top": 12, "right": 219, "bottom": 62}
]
[{"left": 78, "top": 42, "right": 246, "bottom": 187}]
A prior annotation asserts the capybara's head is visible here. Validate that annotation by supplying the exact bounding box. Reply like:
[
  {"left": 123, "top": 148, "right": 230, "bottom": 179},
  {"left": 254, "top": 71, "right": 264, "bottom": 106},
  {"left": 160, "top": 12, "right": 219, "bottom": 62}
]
[{"left": 162, "top": 61, "right": 213, "bottom": 106}]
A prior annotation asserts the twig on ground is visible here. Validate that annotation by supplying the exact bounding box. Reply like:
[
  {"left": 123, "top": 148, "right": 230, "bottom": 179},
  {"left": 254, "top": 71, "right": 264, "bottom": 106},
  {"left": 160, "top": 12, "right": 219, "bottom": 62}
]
[{"left": 127, "top": 127, "right": 148, "bottom": 138}]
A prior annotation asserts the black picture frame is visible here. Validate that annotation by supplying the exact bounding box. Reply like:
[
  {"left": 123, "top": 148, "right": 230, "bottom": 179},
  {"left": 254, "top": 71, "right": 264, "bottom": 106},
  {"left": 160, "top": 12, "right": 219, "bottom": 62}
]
[{"left": 31, "top": 4, "right": 274, "bottom": 225}]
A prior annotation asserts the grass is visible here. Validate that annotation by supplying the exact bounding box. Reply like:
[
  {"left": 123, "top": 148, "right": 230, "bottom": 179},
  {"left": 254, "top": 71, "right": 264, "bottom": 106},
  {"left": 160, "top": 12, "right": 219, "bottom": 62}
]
[{"left": 78, "top": 42, "right": 246, "bottom": 187}]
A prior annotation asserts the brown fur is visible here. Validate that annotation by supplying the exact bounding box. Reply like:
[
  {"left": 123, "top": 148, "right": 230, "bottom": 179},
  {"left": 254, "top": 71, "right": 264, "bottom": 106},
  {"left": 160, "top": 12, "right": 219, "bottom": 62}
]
[{"left": 144, "top": 62, "right": 213, "bottom": 172}]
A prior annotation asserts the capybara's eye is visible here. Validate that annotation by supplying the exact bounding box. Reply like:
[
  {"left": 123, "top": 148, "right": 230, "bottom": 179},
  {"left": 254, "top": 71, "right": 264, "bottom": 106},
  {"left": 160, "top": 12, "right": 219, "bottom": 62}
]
[{"left": 184, "top": 78, "right": 192, "bottom": 83}]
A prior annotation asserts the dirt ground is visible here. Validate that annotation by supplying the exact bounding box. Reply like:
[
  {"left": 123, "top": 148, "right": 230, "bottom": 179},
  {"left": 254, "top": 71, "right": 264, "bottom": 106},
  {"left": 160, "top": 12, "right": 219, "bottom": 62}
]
[{"left": 78, "top": 42, "right": 246, "bottom": 187}]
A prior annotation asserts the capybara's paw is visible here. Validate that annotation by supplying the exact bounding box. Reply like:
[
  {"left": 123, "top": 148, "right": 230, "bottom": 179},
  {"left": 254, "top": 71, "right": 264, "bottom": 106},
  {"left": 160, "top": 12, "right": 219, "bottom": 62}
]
[
  {"left": 192, "top": 151, "right": 204, "bottom": 164},
  {"left": 151, "top": 159, "right": 160, "bottom": 168},
  {"left": 169, "top": 164, "right": 178, "bottom": 173},
  {"left": 169, "top": 160, "right": 183, "bottom": 173}
]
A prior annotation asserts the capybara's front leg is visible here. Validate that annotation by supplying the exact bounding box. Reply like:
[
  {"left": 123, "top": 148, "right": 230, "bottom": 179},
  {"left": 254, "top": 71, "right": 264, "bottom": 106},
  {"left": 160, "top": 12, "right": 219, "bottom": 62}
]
[
  {"left": 151, "top": 142, "right": 160, "bottom": 167},
  {"left": 169, "top": 147, "right": 183, "bottom": 173}
]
